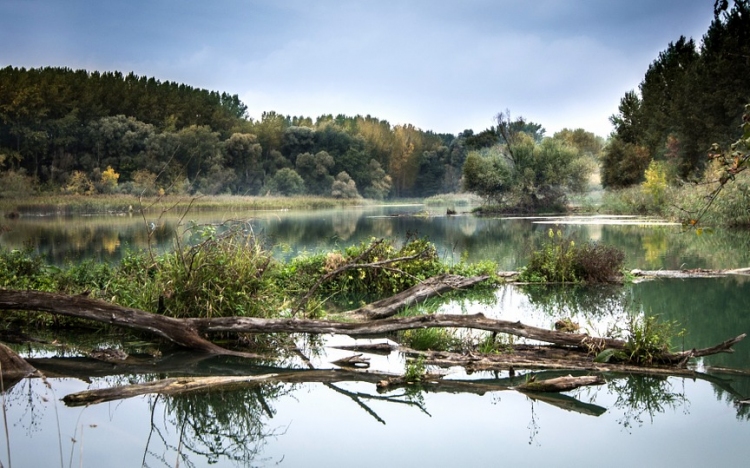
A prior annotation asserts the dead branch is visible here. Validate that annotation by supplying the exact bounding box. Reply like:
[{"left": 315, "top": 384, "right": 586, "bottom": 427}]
[{"left": 0, "top": 288, "right": 744, "bottom": 368}]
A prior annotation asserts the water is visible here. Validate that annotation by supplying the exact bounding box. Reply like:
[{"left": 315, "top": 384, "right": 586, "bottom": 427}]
[{"left": 2, "top": 206, "right": 750, "bottom": 467}]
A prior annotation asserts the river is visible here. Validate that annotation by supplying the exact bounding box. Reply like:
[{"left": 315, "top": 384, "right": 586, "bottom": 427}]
[{"left": 1, "top": 205, "right": 749, "bottom": 467}]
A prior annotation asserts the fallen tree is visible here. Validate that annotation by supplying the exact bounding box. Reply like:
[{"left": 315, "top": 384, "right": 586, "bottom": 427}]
[{"left": 0, "top": 285, "right": 745, "bottom": 366}]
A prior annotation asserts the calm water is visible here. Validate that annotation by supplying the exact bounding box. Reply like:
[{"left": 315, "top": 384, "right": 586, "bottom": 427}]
[{"left": 2, "top": 206, "right": 750, "bottom": 467}]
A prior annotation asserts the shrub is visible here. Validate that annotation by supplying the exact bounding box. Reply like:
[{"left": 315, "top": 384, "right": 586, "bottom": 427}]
[
  {"left": 573, "top": 242, "right": 625, "bottom": 283},
  {"left": 519, "top": 229, "right": 577, "bottom": 283},
  {"left": 520, "top": 229, "right": 625, "bottom": 284}
]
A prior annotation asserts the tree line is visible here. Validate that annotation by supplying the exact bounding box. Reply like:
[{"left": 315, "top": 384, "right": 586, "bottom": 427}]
[
  {"left": 603, "top": 0, "right": 750, "bottom": 188},
  {"left": 0, "top": 66, "right": 470, "bottom": 199}
]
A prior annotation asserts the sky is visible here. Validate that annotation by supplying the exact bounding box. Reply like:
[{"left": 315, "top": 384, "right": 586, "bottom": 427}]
[{"left": 0, "top": 0, "right": 718, "bottom": 137}]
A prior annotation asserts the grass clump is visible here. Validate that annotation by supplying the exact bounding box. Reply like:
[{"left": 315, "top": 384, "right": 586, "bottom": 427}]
[
  {"left": 401, "top": 327, "right": 459, "bottom": 351},
  {"left": 519, "top": 229, "right": 624, "bottom": 284},
  {"left": 109, "top": 222, "right": 281, "bottom": 319}
]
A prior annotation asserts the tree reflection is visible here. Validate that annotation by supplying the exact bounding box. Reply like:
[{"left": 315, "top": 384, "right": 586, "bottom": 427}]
[
  {"left": 144, "top": 383, "right": 290, "bottom": 467},
  {"left": 606, "top": 375, "right": 688, "bottom": 431},
  {"left": 520, "top": 283, "right": 628, "bottom": 319}
]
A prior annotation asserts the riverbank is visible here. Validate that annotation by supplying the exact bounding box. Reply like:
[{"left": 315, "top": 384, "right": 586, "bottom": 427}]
[{"left": 0, "top": 193, "right": 376, "bottom": 216}]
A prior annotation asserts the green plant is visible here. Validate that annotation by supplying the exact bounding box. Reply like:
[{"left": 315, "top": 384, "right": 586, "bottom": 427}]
[
  {"left": 519, "top": 229, "right": 577, "bottom": 283},
  {"left": 404, "top": 356, "right": 426, "bottom": 382},
  {"left": 477, "top": 332, "right": 514, "bottom": 354},
  {"left": 596, "top": 314, "right": 685, "bottom": 365},
  {"left": 520, "top": 230, "right": 625, "bottom": 284},
  {"left": 401, "top": 328, "right": 458, "bottom": 351}
]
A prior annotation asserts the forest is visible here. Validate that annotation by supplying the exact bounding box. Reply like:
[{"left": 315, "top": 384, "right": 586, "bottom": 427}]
[
  {"left": 0, "top": 1, "right": 748, "bottom": 215},
  {"left": 603, "top": 0, "right": 750, "bottom": 188}
]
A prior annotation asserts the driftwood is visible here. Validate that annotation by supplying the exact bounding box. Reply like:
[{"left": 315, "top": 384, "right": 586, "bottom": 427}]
[
  {"left": 0, "top": 289, "right": 256, "bottom": 358},
  {"left": 331, "top": 342, "right": 397, "bottom": 355},
  {"left": 514, "top": 375, "right": 605, "bottom": 392},
  {"left": 344, "top": 274, "right": 489, "bottom": 320},
  {"left": 0, "top": 288, "right": 744, "bottom": 367},
  {"left": 630, "top": 267, "right": 750, "bottom": 280}
]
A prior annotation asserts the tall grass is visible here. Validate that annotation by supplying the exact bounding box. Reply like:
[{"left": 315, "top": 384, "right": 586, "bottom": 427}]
[{"left": 1, "top": 194, "right": 369, "bottom": 216}]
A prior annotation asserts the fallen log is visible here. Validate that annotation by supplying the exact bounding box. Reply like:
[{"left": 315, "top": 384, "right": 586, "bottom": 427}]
[
  {"left": 344, "top": 274, "right": 490, "bottom": 320},
  {"left": 0, "top": 289, "right": 257, "bottom": 358},
  {"left": 1, "top": 289, "right": 744, "bottom": 366},
  {"left": 0, "top": 342, "right": 38, "bottom": 387},
  {"left": 514, "top": 375, "right": 605, "bottom": 392},
  {"left": 630, "top": 267, "right": 750, "bottom": 280}
]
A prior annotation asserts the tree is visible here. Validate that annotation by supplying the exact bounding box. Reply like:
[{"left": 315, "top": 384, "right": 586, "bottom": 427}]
[
  {"left": 331, "top": 171, "right": 360, "bottom": 199},
  {"left": 462, "top": 121, "right": 590, "bottom": 211},
  {"left": 462, "top": 147, "right": 512, "bottom": 203},
  {"left": 600, "top": 137, "right": 651, "bottom": 188},
  {"left": 224, "top": 133, "right": 263, "bottom": 194},
  {"left": 363, "top": 159, "right": 392, "bottom": 200},
  {"left": 264, "top": 168, "right": 305, "bottom": 196},
  {"left": 295, "top": 151, "right": 334, "bottom": 195},
  {"left": 98, "top": 166, "right": 120, "bottom": 194}
]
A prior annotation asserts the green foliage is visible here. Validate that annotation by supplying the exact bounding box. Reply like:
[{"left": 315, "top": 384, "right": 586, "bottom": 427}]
[
  {"left": 148, "top": 224, "right": 279, "bottom": 319},
  {"left": 265, "top": 168, "right": 306, "bottom": 196},
  {"left": 463, "top": 128, "right": 591, "bottom": 212},
  {"left": 280, "top": 237, "right": 444, "bottom": 304},
  {"left": 600, "top": 137, "right": 651, "bottom": 188},
  {"left": 331, "top": 171, "right": 360, "bottom": 199},
  {"left": 0, "top": 247, "right": 57, "bottom": 290},
  {"left": 404, "top": 356, "right": 427, "bottom": 382},
  {"left": 519, "top": 229, "right": 577, "bottom": 283},
  {"left": 623, "top": 315, "right": 684, "bottom": 365},
  {"left": 477, "top": 332, "right": 514, "bottom": 354},
  {"left": 401, "top": 328, "right": 459, "bottom": 352},
  {"left": 605, "top": 2, "right": 750, "bottom": 186},
  {"left": 519, "top": 229, "right": 625, "bottom": 284}
]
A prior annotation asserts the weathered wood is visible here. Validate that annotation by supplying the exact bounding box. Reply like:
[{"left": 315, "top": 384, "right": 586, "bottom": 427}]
[
  {"left": 0, "top": 289, "right": 258, "bottom": 358},
  {"left": 514, "top": 375, "right": 605, "bottom": 392},
  {"left": 330, "top": 343, "right": 397, "bottom": 355},
  {"left": 190, "top": 313, "right": 629, "bottom": 351},
  {"left": 631, "top": 267, "right": 750, "bottom": 280},
  {"left": 0, "top": 342, "right": 38, "bottom": 385},
  {"left": 344, "top": 274, "right": 490, "bottom": 320},
  {"left": 331, "top": 354, "right": 370, "bottom": 368},
  {"left": 1, "top": 289, "right": 744, "bottom": 366}
]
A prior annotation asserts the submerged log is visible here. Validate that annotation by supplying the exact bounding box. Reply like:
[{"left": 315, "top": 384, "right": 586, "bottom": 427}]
[{"left": 514, "top": 375, "right": 605, "bottom": 392}]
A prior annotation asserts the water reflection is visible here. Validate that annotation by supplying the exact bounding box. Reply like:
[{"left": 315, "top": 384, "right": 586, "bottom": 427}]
[{"left": 7, "top": 210, "right": 750, "bottom": 270}]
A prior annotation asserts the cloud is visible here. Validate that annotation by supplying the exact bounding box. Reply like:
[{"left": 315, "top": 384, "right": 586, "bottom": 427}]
[{"left": 0, "top": 0, "right": 716, "bottom": 137}]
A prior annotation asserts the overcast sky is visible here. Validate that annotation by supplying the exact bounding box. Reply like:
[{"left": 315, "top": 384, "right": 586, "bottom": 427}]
[{"left": 0, "top": 0, "right": 717, "bottom": 137}]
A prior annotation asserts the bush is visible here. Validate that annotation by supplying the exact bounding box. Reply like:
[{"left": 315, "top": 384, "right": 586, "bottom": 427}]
[
  {"left": 519, "top": 229, "right": 625, "bottom": 284},
  {"left": 573, "top": 242, "right": 625, "bottom": 283}
]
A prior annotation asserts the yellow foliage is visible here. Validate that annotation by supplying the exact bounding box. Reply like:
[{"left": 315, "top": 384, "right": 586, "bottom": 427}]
[
  {"left": 64, "top": 171, "right": 95, "bottom": 195},
  {"left": 642, "top": 161, "right": 667, "bottom": 205},
  {"left": 100, "top": 166, "right": 119, "bottom": 193}
]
